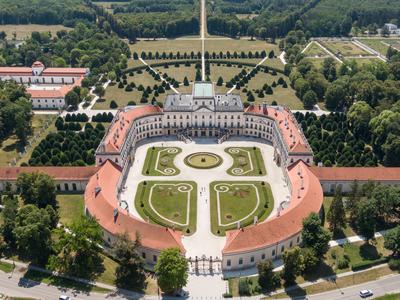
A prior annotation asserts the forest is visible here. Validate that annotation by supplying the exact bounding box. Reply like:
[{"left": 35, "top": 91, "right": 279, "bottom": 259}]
[{"left": 0, "top": 0, "right": 95, "bottom": 26}]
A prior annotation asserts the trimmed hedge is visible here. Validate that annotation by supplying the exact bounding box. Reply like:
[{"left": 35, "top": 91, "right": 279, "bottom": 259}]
[{"left": 351, "top": 257, "right": 388, "bottom": 271}]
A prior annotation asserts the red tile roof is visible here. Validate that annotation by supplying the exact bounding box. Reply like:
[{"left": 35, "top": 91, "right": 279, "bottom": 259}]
[
  {"left": 27, "top": 77, "right": 83, "bottom": 99},
  {"left": 85, "top": 160, "right": 185, "bottom": 252},
  {"left": 310, "top": 167, "right": 400, "bottom": 182},
  {"left": 223, "top": 160, "right": 323, "bottom": 254},
  {"left": 42, "top": 68, "right": 88, "bottom": 76},
  {"left": 245, "top": 105, "right": 311, "bottom": 154},
  {"left": 103, "top": 105, "right": 163, "bottom": 153},
  {"left": 0, "top": 67, "right": 33, "bottom": 75},
  {"left": 0, "top": 166, "right": 99, "bottom": 180}
]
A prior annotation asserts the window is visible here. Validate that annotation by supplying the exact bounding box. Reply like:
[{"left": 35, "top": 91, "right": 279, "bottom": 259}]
[
  {"left": 239, "top": 258, "right": 243, "bottom": 265},
  {"left": 290, "top": 241, "right": 293, "bottom": 248},
  {"left": 153, "top": 255, "right": 157, "bottom": 262},
  {"left": 250, "top": 256, "right": 254, "bottom": 263},
  {"left": 72, "top": 183, "right": 77, "bottom": 191},
  {"left": 227, "top": 259, "right": 231, "bottom": 267},
  {"left": 142, "top": 252, "right": 146, "bottom": 259},
  {"left": 64, "top": 183, "right": 69, "bottom": 191},
  {"left": 261, "top": 254, "right": 265, "bottom": 260},
  {"left": 297, "top": 236, "right": 300, "bottom": 243},
  {"left": 281, "top": 246, "right": 285, "bottom": 253},
  {"left": 272, "top": 250, "right": 276, "bottom": 256}
]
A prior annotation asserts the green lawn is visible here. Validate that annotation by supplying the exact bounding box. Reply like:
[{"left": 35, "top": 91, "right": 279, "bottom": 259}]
[
  {"left": 229, "top": 237, "right": 392, "bottom": 297},
  {"left": 0, "top": 114, "right": 57, "bottom": 166},
  {"left": 205, "top": 39, "right": 280, "bottom": 54},
  {"left": 374, "top": 293, "right": 400, "bottom": 300},
  {"left": 225, "top": 147, "right": 266, "bottom": 176},
  {"left": 129, "top": 39, "right": 201, "bottom": 55},
  {"left": 142, "top": 147, "right": 181, "bottom": 176},
  {"left": 0, "top": 24, "right": 71, "bottom": 40},
  {"left": 153, "top": 63, "right": 199, "bottom": 84},
  {"left": 134, "top": 181, "right": 197, "bottom": 234},
  {"left": 210, "top": 181, "right": 273, "bottom": 236},
  {"left": 304, "top": 42, "right": 329, "bottom": 57},
  {"left": 56, "top": 194, "right": 84, "bottom": 226},
  {"left": 23, "top": 269, "right": 111, "bottom": 293},
  {"left": 358, "top": 39, "right": 391, "bottom": 56},
  {"left": 0, "top": 261, "right": 14, "bottom": 273},
  {"left": 322, "top": 40, "right": 369, "bottom": 56}
]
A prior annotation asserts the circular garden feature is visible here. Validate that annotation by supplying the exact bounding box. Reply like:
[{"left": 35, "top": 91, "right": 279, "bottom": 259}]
[{"left": 184, "top": 152, "right": 223, "bottom": 169}]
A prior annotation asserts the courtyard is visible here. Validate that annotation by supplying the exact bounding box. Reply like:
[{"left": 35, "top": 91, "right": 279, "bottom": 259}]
[{"left": 119, "top": 137, "right": 290, "bottom": 259}]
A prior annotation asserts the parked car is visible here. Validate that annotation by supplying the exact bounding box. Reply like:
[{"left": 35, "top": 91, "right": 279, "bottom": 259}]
[
  {"left": 59, "top": 295, "right": 71, "bottom": 300},
  {"left": 359, "top": 290, "right": 373, "bottom": 298}
]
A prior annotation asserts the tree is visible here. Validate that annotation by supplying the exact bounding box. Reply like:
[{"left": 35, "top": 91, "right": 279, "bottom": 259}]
[
  {"left": 383, "top": 134, "right": 400, "bottom": 167},
  {"left": 113, "top": 233, "right": 145, "bottom": 289},
  {"left": 301, "top": 247, "right": 319, "bottom": 273},
  {"left": 13, "top": 204, "right": 52, "bottom": 264},
  {"left": 384, "top": 225, "right": 400, "bottom": 257},
  {"left": 347, "top": 101, "right": 374, "bottom": 141},
  {"left": 348, "top": 180, "right": 361, "bottom": 223},
  {"left": 183, "top": 76, "right": 189, "bottom": 86},
  {"left": 48, "top": 216, "right": 103, "bottom": 278},
  {"left": 301, "top": 213, "right": 331, "bottom": 257},
  {"left": 356, "top": 200, "right": 376, "bottom": 242},
  {"left": 282, "top": 246, "right": 305, "bottom": 283},
  {"left": 303, "top": 90, "right": 317, "bottom": 109},
  {"left": 0, "top": 195, "right": 18, "bottom": 244},
  {"left": 325, "top": 83, "right": 345, "bottom": 110},
  {"left": 16, "top": 172, "right": 56, "bottom": 208},
  {"left": 217, "top": 76, "right": 224, "bottom": 86},
  {"left": 327, "top": 186, "right": 346, "bottom": 233},
  {"left": 257, "top": 260, "right": 280, "bottom": 290},
  {"left": 94, "top": 85, "right": 105, "bottom": 99},
  {"left": 65, "top": 91, "right": 80, "bottom": 108},
  {"left": 154, "top": 248, "right": 188, "bottom": 294}
]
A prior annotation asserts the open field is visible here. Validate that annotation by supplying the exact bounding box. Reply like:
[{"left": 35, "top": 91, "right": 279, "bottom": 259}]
[
  {"left": 0, "top": 25, "right": 72, "bottom": 40},
  {"left": 304, "top": 42, "right": 329, "bottom": 57},
  {"left": 205, "top": 39, "right": 280, "bottom": 54},
  {"left": 225, "top": 147, "right": 266, "bottom": 176},
  {"left": 95, "top": 1, "right": 128, "bottom": 13},
  {"left": 0, "top": 114, "right": 57, "bottom": 166},
  {"left": 57, "top": 194, "right": 84, "bottom": 226},
  {"left": 210, "top": 181, "right": 273, "bottom": 236},
  {"left": 322, "top": 40, "right": 369, "bottom": 56},
  {"left": 142, "top": 147, "right": 181, "bottom": 176},
  {"left": 345, "top": 57, "right": 381, "bottom": 66},
  {"left": 134, "top": 181, "right": 197, "bottom": 234},
  {"left": 129, "top": 39, "right": 202, "bottom": 55}
]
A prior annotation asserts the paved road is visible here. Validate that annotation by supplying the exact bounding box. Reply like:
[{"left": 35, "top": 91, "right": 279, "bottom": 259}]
[{"left": 308, "top": 274, "right": 400, "bottom": 300}]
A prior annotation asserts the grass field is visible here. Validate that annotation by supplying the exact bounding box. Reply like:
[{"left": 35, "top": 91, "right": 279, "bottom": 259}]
[
  {"left": 0, "top": 114, "right": 57, "bottom": 166},
  {"left": 142, "top": 147, "right": 181, "bottom": 176},
  {"left": 0, "top": 261, "right": 14, "bottom": 273},
  {"left": 0, "top": 25, "right": 71, "bottom": 40},
  {"left": 374, "top": 293, "right": 400, "bottom": 300},
  {"left": 225, "top": 147, "right": 266, "bottom": 176},
  {"left": 93, "top": 71, "right": 162, "bottom": 109},
  {"left": 344, "top": 57, "right": 381, "bottom": 66},
  {"left": 95, "top": 1, "right": 128, "bottom": 13},
  {"left": 323, "top": 41, "right": 369, "bottom": 56},
  {"left": 134, "top": 181, "right": 197, "bottom": 234},
  {"left": 358, "top": 39, "right": 391, "bottom": 56},
  {"left": 153, "top": 63, "right": 199, "bottom": 83},
  {"left": 304, "top": 42, "right": 329, "bottom": 57},
  {"left": 57, "top": 194, "right": 84, "bottom": 226},
  {"left": 210, "top": 181, "right": 273, "bottom": 235},
  {"left": 129, "top": 39, "right": 201, "bottom": 55},
  {"left": 205, "top": 39, "right": 280, "bottom": 54}
]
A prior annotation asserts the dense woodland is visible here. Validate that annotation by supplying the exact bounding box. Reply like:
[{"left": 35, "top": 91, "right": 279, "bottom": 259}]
[
  {"left": 208, "top": 0, "right": 400, "bottom": 38},
  {"left": 0, "top": 0, "right": 95, "bottom": 26}
]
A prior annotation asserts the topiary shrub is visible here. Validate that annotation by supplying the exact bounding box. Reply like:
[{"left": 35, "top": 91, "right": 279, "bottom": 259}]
[{"left": 110, "top": 100, "right": 118, "bottom": 109}]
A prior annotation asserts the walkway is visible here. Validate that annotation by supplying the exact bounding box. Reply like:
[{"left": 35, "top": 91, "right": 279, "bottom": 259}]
[
  {"left": 139, "top": 58, "right": 180, "bottom": 94},
  {"left": 200, "top": 0, "right": 206, "bottom": 80},
  {"left": 314, "top": 40, "right": 343, "bottom": 63}
]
